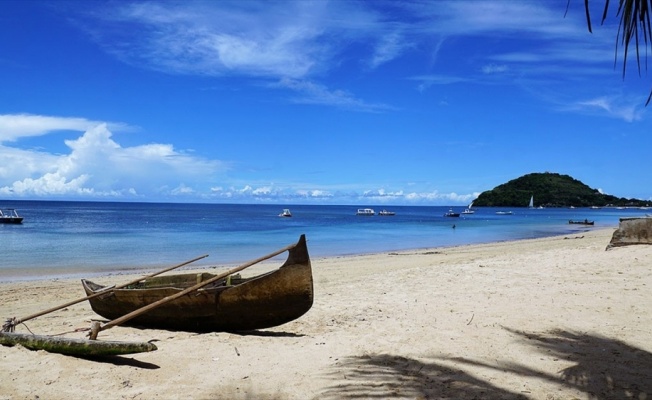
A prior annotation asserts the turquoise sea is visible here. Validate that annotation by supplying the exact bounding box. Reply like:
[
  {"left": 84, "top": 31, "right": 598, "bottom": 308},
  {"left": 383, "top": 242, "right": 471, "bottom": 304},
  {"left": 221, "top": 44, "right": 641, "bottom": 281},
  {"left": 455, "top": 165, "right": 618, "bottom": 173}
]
[{"left": 0, "top": 200, "right": 648, "bottom": 282}]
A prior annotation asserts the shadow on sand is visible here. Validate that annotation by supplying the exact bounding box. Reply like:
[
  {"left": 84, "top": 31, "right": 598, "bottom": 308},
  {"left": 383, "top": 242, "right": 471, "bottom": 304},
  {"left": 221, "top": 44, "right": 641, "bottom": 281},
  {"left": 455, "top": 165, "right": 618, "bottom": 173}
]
[{"left": 320, "top": 328, "right": 652, "bottom": 399}]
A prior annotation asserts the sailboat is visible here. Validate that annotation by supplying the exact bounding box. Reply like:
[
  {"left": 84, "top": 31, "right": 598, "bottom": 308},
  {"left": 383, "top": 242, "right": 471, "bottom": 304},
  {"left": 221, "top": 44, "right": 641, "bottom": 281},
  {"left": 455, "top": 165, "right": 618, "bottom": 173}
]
[
  {"left": 461, "top": 201, "right": 475, "bottom": 214},
  {"left": 528, "top": 196, "right": 534, "bottom": 208}
]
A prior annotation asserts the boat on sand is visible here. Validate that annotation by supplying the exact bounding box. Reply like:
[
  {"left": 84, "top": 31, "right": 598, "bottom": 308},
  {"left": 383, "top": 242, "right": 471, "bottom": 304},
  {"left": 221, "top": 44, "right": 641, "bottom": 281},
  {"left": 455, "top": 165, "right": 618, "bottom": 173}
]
[{"left": 81, "top": 235, "right": 313, "bottom": 332}]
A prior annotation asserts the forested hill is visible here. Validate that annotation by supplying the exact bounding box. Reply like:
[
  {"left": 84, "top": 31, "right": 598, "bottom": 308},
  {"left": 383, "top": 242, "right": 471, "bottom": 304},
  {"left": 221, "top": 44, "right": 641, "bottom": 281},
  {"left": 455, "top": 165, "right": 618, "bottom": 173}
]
[{"left": 473, "top": 172, "right": 649, "bottom": 208}]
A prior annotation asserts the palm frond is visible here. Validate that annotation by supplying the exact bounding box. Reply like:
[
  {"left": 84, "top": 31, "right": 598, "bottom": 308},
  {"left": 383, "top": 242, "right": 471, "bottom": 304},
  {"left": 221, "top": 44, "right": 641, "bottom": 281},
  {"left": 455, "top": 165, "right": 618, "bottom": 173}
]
[{"left": 585, "top": 0, "right": 652, "bottom": 105}]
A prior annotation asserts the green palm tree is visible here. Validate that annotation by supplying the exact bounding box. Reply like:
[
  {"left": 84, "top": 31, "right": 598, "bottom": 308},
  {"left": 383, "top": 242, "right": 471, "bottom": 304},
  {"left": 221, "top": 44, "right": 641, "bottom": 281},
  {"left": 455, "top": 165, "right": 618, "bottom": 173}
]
[{"left": 580, "top": 0, "right": 652, "bottom": 104}]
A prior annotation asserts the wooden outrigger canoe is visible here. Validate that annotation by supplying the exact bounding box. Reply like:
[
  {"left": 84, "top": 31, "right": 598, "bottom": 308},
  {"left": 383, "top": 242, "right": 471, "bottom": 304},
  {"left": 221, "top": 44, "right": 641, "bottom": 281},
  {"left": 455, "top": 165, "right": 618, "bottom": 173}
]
[
  {"left": 569, "top": 219, "right": 594, "bottom": 225},
  {"left": 81, "top": 235, "right": 313, "bottom": 332},
  {"left": 0, "top": 332, "right": 156, "bottom": 356}
]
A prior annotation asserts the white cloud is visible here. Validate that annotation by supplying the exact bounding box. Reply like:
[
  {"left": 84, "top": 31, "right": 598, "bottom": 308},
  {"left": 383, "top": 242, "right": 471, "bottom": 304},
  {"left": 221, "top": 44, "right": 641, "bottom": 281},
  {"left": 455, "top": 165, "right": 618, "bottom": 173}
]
[
  {"left": 0, "top": 114, "right": 129, "bottom": 142},
  {"left": 276, "top": 78, "right": 392, "bottom": 112},
  {"left": 0, "top": 114, "right": 227, "bottom": 198},
  {"left": 410, "top": 74, "right": 469, "bottom": 92},
  {"left": 369, "top": 31, "right": 411, "bottom": 69},
  {"left": 482, "top": 63, "right": 508, "bottom": 74},
  {"left": 571, "top": 96, "right": 643, "bottom": 122},
  {"left": 96, "top": 1, "right": 335, "bottom": 79}
]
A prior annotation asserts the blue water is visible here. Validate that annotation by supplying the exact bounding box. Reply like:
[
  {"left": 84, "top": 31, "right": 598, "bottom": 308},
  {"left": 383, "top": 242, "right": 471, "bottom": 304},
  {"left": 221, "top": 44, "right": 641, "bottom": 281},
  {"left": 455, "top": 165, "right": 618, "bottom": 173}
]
[{"left": 0, "top": 200, "right": 648, "bottom": 281}]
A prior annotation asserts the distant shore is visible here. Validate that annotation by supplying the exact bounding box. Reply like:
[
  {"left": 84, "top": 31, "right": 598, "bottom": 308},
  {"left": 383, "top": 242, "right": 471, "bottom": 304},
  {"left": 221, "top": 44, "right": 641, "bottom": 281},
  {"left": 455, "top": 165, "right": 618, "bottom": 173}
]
[{"left": 2, "top": 227, "right": 651, "bottom": 399}]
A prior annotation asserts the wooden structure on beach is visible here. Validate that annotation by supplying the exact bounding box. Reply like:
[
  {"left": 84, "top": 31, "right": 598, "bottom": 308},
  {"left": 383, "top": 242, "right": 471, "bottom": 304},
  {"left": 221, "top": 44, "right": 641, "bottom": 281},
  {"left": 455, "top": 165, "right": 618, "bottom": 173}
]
[
  {"left": 81, "top": 235, "right": 313, "bottom": 332},
  {"left": 607, "top": 217, "right": 652, "bottom": 249}
]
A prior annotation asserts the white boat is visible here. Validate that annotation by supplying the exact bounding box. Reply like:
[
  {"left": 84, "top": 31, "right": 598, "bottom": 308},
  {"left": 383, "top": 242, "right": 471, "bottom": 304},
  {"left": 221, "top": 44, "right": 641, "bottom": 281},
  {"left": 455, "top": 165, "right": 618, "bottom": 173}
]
[
  {"left": 496, "top": 211, "right": 513, "bottom": 215},
  {"left": 356, "top": 208, "right": 375, "bottom": 216},
  {"left": 378, "top": 210, "right": 395, "bottom": 216},
  {"left": 461, "top": 201, "right": 475, "bottom": 214},
  {"left": 528, "top": 196, "right": 534, "bottom": 208},
  {"left": 279, "top": 209, "right": 292, "bottom": 217},
  {"left": 0, "top": 209, "right": 23, "bottom": 224}
]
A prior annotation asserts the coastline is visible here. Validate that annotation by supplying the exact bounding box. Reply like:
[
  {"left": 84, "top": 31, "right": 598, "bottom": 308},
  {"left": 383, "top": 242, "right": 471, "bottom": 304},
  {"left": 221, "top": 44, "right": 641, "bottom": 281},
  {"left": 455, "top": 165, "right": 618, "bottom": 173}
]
[
  {"left": 1, "top": 227, "right": 651, "bottom": 399},
  {"left": 0, "top": 223, "right": 612, "bottom": 283}
]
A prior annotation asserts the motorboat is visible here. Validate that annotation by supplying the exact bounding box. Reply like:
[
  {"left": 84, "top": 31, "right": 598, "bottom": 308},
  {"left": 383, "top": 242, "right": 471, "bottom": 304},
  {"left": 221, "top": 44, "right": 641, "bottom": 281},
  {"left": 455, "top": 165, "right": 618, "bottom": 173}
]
[
  {"left": 356, "top": 208, "right": 375, "bottom": 216},
  {"left": 0, "top": 209, "right": 23, "bottom": 224},
  {"left": 279, "top": 209, "right": 292, "bottom": 217},
  {"left": 444, "top": 208, "right": 460, "bottom": 217},
  {"left": 378, "top": 210, "right": 395, "bottom": 216},
  {"left": 495, "top": 211, "right": 513, "bottom": 215}
]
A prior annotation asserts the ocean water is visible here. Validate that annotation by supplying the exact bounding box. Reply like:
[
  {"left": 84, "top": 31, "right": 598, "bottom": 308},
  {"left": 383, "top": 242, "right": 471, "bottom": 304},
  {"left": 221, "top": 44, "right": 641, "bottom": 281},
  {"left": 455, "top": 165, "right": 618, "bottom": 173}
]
[{"left": 0, "top": 200, "right": 647, "bottom": 281}]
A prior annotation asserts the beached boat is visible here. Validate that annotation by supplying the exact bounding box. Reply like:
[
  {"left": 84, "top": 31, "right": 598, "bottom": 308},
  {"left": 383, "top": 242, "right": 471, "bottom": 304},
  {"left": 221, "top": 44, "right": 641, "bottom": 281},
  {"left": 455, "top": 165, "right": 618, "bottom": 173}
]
[
  {"left": 279, "top": 209, "right": 292, "bottom": 217},
  {"left": 444, "top": 208, "right": 460, "bottom": 217},
  {"left": 81, "top": 235, "right": 313, "bottom": 332},
  {"left": 0, "top": 209, "right": 23, "bottom": 224},
  {"left": 378, "top": 210, "right": 395, "bottom": 216},
  {"left": 569, "top": 219, "right": 594, "bottom": 225},
  {"left": 356, "top": 208, "right": 375, "bottom": 216}
]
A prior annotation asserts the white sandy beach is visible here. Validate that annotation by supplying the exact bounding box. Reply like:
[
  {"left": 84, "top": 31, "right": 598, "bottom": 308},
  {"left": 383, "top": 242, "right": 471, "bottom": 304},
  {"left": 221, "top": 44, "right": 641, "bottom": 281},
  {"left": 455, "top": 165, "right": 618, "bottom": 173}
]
[{"left": 1, "top": 228, "right": 651, "bottom": 399}]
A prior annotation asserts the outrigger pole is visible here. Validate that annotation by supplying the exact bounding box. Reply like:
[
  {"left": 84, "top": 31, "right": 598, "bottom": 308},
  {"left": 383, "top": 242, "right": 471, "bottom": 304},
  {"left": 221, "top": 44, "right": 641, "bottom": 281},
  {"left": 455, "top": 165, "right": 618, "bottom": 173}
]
[{"left": 3, "top": 254, "right": 209, "bottom": 332}]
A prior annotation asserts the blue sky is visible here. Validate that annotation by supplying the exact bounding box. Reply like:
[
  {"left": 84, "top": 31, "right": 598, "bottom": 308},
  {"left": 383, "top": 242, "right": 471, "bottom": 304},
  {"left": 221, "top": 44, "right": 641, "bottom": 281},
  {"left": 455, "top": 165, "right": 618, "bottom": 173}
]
[{"left": 1, "top": 0, "right": 650, "bottom": 205}]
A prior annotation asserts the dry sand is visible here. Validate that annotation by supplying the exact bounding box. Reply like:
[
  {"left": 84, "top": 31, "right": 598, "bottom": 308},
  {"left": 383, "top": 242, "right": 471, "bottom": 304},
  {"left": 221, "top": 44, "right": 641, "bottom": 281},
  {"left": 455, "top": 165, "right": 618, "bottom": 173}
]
[{"left": 1, "top": 228, "right": 651, "bottom": 399}]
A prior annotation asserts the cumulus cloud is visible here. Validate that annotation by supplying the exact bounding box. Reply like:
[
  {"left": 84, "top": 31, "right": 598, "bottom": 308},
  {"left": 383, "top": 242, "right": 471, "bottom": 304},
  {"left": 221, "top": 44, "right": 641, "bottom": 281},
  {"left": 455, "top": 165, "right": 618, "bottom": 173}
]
[{"left": 0, "top": 114, "right": 227, "bottom": 198}]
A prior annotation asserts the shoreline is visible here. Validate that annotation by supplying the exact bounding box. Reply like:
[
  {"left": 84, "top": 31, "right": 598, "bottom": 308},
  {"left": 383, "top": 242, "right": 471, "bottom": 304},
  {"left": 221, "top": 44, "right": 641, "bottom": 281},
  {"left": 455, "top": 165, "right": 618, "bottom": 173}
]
[
  {"left": 0, "top": 226, "right": 611, "bottom": 283},
  {"left": 2, "top": 227, "right": 651, "bottom": 399}
]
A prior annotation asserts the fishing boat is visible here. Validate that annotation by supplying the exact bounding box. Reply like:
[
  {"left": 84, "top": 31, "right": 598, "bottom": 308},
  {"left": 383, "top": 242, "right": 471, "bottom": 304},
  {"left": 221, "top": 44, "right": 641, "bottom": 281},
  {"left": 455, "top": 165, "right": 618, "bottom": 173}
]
[
  {"left": 444, "top": 208, "right": 460, "bottom": 217},
  {"left": 378, "top": 210, "right": 395, "bottom": 216},
  {"left": 0, "top": 209, "right": 23, "bottom": 224},
  {"left": 356, "top": 208, "right": 375, "bottom": 216},
  {"left": 569, "top": 219, "right": 594, "bottom": 225},
  {"left": 279, "top": 208, "right": 292, "bottom": 217},
  {"left": 81, "top": 235, "right": 313, "bottom": 332}
]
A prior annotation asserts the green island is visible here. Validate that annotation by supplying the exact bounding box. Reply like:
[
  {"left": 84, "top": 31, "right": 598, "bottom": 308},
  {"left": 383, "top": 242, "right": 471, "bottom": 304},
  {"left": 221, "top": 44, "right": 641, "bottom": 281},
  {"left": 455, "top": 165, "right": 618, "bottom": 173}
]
[{"left": 473, "top": 172, "right": 650, "bottom": 208}]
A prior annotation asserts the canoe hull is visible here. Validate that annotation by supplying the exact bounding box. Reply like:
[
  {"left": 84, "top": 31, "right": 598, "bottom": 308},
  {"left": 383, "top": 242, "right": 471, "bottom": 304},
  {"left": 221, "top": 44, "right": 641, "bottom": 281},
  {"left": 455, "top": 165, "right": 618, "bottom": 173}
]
[{"left": 82, "top": 236, "right": 313, "bottom": 332}]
